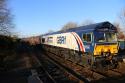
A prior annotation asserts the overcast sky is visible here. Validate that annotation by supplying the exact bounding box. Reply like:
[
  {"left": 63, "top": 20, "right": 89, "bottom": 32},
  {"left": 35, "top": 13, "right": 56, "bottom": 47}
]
[{"left": 10, "top": 0, "right": 125, "bottom": 37}]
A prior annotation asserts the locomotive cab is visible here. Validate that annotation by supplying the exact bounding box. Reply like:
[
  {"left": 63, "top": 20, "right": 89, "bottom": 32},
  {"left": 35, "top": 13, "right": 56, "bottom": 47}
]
[
  {"left": 92, "top": 23, "right": 119, "bottom": 70},
  {"left": 94, "top": 32, "right": 118, "bottom": 56}
]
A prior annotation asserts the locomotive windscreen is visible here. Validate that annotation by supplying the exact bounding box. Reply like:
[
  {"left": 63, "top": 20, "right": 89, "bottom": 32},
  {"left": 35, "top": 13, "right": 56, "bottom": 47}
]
[{"left": 95, "top": 32, "right": 117, "bottom": 42}]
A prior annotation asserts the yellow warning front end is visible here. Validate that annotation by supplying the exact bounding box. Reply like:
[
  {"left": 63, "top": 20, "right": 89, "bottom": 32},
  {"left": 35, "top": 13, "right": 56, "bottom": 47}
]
[{"left": 94, "top": 43, "right": 118, "bottom": 56}]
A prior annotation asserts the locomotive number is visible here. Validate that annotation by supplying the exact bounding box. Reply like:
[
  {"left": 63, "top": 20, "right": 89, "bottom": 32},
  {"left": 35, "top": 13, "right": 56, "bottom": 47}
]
[{"left": 57, "top": 36, "right": 66, "bottom": 44}]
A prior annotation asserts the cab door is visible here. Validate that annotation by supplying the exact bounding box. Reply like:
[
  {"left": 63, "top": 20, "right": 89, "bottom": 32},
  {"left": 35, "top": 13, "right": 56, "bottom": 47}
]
[
  {"left": 82, "top": 33, "right": 93, "bottom": 53},
  {"left": 82, "top": 33, "right": 93, "bottom": 65}
]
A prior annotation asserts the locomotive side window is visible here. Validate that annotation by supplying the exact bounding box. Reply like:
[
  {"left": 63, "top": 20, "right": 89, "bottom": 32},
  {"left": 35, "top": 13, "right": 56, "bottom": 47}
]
[
  {"left": 82, "top": 33, "right": 92, "bottom": 42},
  {"left": 47, "top": 37, "right": 53, "bottom": 43},
  {"left": 86, "top": 34, "right": 91, "bottom": 42},
  {"left": 83, "top": 34, "right": 86, "bottom": 41}
]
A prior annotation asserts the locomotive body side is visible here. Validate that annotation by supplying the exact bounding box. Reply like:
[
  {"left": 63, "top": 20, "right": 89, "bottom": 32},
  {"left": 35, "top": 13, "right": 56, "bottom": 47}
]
[
  {"left": 42, "top": 32, "right": 80, "bottom": 51},
  {"left": 41, "top": 32, "right": 85, "bottom": 60}
]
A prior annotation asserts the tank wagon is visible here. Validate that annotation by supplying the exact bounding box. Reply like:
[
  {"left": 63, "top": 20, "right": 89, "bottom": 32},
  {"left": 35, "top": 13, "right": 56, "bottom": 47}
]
[{"left": 41, "top": 21, "right": 119, "bottom": 70}]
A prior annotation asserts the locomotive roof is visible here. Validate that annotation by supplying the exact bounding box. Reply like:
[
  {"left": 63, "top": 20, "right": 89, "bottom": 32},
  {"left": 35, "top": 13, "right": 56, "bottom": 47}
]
[{"left": 44, "top": 21, "right": 115, "bottom": 36}]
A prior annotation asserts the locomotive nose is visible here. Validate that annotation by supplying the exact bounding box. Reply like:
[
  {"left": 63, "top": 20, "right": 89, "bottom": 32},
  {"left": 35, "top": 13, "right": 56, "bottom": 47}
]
[{"left": 94, "top": 43, "right": 118, "bottom": 56}]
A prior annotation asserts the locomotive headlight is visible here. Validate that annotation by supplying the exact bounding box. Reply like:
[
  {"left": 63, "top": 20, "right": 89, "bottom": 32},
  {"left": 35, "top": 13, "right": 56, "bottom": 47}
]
[{"left": 98, "top": 49, "right": 101, "bottom": 52}]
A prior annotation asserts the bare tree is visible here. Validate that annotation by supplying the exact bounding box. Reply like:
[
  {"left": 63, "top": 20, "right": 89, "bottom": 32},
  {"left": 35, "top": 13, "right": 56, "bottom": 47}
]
[
  {"left": 115, "top": 8, "right": 125, "bottom": 39},
  {"left": 0, "top": 0, "right": 14, "bottom": 35},
  {"left": 119, "top": 8, "right": 125, "bottom": 28},
  {"left": 80, "top": 19, "right": 94, "bottom": 26},
  {"left": 61, "top": 22, "right": 78, "bottom": 31},
  {"left": 113, "top": 22, "right": 125, "bottom": 39}
]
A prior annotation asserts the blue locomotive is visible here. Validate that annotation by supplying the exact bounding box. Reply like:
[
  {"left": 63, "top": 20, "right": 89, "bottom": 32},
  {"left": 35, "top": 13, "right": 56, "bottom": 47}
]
[{"left": 41, "top": 21, "right": 119, "bottom": 70}]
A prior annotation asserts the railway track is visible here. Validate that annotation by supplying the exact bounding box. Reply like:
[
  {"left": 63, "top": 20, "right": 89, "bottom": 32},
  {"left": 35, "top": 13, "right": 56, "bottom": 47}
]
[
  {"left": 34, "top": 52, "right": 80, "bottom": 83},
  {"left": 43, "top": 51, "right": 125, "bottom": 83},
  {"left": 41, "top": 51, "right": 105, "bottom": 82}
]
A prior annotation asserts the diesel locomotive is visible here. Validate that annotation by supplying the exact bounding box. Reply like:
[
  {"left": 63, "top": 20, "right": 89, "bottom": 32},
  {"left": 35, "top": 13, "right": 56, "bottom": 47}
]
[{"left": 41, "top": 21, "right": 119, "bottom": 70}]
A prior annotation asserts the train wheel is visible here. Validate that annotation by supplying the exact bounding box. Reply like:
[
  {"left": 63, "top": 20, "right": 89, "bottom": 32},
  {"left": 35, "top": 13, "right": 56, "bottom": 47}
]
[
  {"left": 111, "top": 60, "right": 119, "bottom": 69},
  {"left": 93, "top": 60, "right": 108, "bottom": 72}
]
